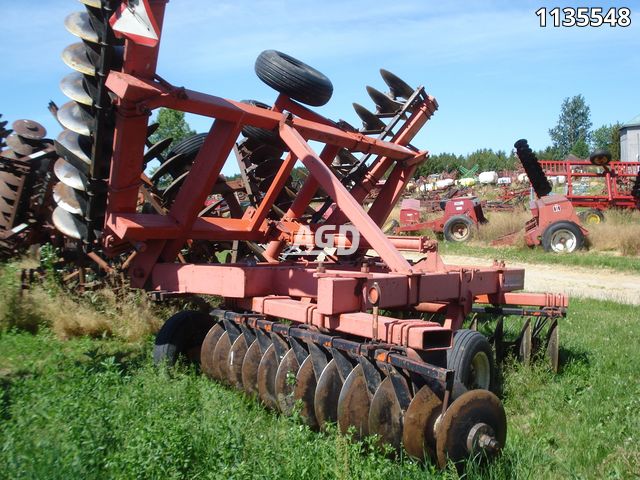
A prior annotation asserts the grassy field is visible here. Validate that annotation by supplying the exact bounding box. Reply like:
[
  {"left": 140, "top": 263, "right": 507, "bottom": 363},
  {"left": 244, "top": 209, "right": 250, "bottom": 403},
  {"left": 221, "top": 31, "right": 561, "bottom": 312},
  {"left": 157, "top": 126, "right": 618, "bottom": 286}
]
[{"left": 0, "top": 268, "right": 639, "bottom": 479}]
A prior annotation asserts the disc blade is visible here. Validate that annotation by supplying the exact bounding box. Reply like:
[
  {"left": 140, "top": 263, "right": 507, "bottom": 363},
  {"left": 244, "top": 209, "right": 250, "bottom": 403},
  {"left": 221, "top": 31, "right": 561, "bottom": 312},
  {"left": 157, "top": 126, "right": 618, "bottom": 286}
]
[
  {"left": 5, "top": 134, "right": 33, "bottom": 156},
  {"left": 227, "top": 333, "right": 248, "bottom": 389},
  {"left": 161, "top": 171, "right": 188, "bottom": 200},
  {"left": 200, "top": 323, "right": 224, "bottom": 379},
  {"left": 78, "top": 0, "right": 102, "bottom": 8},
  {"left": 293, "top": 355, "right": 319, "bottom": 429},
  {"left": 435, "top": 389, "right": 507, "bottom": 470},
  {"left": 54, "top": 158, "right": 87, "bottom": 192},
  {"left": 52, "top": 206, "right": 87, "bottom": 240},
  {"left": 12, "top": 119, "right": 47, "bottom": 140},
  {"left": 241, "top": 340, "right": 262, "bottom": 396},
  {"left": 337, "top": 364, "right": 370, "bottom": 440},
  {"left": 402, "top": 385, "right": 442, "bottom": 461},
  {"left": 211, "top": 331, "right": 231, "bottom": 383},
  {"left": 546, "top": 319, "right": 559, "bottom": 373},
  {"left": 257, "top": 344, "right": 278, "bottom": 409},
  {"left": 62, "top": 42, "right": 95, "bottom": 76},
  {"left": 143, "top": 137, "right": 173, "bottom": 164},
  {"left": 55, "top": 130, "right": 92, "bottom": 172},
  {"left": 60, "top": 72, "right": 93, "bottom": 106},
  {"left": 314, "top": 359, "right": 343, "bottom": 430},
  {"left": 149, "top": 153, "right": 186, "bottom": 184},
  {"left": 275, "top": 349, "right": 300, "bottom": 415},
  {"left": 380, "top": 69, "right": 414, "bottom": 99},
  {"left": 519, "top": 319, "right": 532, "bottom": 366},
  {"left": 368, "top": 376, "right": 408, "bottom": 451},
  {"left": 65, "top": 11, "right": 99, "bottom": 43},
  {"left": 53, "top": 182, "right": 88, "bottom": 215},
  {"left": 352, "top": 103, "right": 385, "bottom": 131},
  {"left": 366, "top": 85, "right": 403, "bottom": 114},
  {"left": 57, "top": 101, "right": 92, "bottom": 136}
]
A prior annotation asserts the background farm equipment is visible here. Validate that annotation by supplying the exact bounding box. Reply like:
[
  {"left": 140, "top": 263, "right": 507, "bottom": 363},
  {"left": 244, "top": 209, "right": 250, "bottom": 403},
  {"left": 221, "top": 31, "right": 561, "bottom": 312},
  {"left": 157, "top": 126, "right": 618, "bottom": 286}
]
[
  {"left": 539, "top": 155, "right": 640, "bottom": 224},
  {"left": 0, "top": 0, "right": 572, "bottom": 472},
  {"left": 396, "top": 195, "right": 488, "bottom": 242},
  {"left": 493, "top": 140, "right": 588, "bottom": 253}
]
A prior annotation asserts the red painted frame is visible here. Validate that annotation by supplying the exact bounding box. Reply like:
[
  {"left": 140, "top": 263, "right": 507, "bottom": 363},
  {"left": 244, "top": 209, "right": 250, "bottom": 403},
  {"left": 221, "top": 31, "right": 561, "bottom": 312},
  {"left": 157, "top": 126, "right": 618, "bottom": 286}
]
[{"left": 100, "top": 0, "right": 568, "bottom": 352}]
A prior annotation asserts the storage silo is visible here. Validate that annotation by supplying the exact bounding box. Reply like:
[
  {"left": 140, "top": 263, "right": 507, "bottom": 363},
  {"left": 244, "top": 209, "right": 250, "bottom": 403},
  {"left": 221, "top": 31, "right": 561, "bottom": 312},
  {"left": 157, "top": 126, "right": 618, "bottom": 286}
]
[{"left": 620, "top": 114, "right": 640, "bottom": 162}]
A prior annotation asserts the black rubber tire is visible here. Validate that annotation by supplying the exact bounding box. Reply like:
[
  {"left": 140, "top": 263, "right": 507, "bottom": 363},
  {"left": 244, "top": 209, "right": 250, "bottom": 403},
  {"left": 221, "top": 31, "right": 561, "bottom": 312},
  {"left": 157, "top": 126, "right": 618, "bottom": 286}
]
[
  {"left": 443, "top": 215, "right": 474, "bottom": 243},
  {"left": 167, "top": 133, "right": 207, "bottom": 159},
  {"left": 589, "top": 150, "right": 612, "bottom": 166},
  {"left": 255, "top": 50, "right": 333, "bottom": 107},
  {"left": 578, "top": 209, "right": 605, "bottom": 225},
  {"left": 153, "top": 310, "right": 216, "bottom": 366},
  {"left": 514, "top": 139, "right": 552, "bottom": 198},
  {"left": 541, "top": 221, "right": 584, "bottom": 253},
  {"left": 447, "top": 329, "right": 497, "bottom": 393},
  {"left": 240, "top": 100, "right": 287, "bottom": 150}
]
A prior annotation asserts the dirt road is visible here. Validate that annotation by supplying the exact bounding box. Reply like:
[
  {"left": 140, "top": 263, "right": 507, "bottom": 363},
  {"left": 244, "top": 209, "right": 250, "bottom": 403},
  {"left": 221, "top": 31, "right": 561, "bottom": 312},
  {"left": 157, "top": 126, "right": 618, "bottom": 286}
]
[{"left": 439, "top": 254, "right": 640, "bottom": 305}]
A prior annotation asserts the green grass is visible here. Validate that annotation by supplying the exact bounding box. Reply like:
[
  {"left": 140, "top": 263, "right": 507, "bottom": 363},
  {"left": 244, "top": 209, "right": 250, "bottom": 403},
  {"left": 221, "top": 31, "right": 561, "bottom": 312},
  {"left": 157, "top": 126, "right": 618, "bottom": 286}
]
[
  {"left": 1, "top": 297, "right": 639, "bottom": 479},
  {"left": 439, "top": 242, "right": 640, "bottom": 274}
]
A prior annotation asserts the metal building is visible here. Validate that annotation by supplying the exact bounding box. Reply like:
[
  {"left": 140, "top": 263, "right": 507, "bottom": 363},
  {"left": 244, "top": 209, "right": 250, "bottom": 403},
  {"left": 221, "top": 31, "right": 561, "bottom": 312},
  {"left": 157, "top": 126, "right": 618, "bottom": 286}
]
[{"left": 620, "top": 114, "right": 640, "bottom": 162}]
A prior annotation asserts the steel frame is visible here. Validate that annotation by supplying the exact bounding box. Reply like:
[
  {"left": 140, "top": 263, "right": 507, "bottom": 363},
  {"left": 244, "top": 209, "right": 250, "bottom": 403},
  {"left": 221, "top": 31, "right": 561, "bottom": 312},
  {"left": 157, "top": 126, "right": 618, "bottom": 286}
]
[
  {"left": 100, "top": 0, "right": 567, "bottom": 353},
  {"left": 540, "top": 160, "right": 640, "bottom": 210}
]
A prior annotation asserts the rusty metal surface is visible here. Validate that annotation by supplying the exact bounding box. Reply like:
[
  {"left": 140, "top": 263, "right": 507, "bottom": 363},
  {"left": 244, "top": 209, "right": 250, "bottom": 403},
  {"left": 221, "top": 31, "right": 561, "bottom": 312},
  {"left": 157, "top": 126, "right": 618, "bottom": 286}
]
[
  {"left": 56, "top": 129, "right": 92, "bottom": 171},
  {"left": 227, "top": 333, "right": 248, "bottom": 389},
  {"left": 64, "top": 11, "right": 99, "bottom": 44},
  {"left": 314, "top": 359, "right": 342, "bottom": 430},
  {"left": 546, "top": 319, "right": 559, "bottom": 373},
  {"left": 61, "top": 42, "right": 95, "bottom": 77},
  {"left": 52, "top": 205, "right": 86, "bottom": 240},
  {"left": 53, "top": 182, "right": 87, "bottom": 215},
  {"left": 211, "top": 331, "right": 232, "bottom": 383},
  {"left": 200, "top": 323, "right": 224, "bottom": 379},
  {"left": 60, "top": 72, "right": 93, "bottom": 106},
  {"left": 368, "top": 376, "right": 408, "bottom": 451},
  {"left": 12, "top": 119, "right": 46, "bottom": 140},
  {"left": 57, "top": 101, "right": 92, "bottom": 136},
  {"left": 241, "top": 340, "right": 262, "bottom": 396},
  {"left": 54, "top": 158, "right": 87, "bottom": 191},
  {"left": 435, "top": 389, "right": 507, "bottom": 469},
  {"left": 294, "top": 355, "right": 319, "bottom": 429},
  {"left": 337, "top": 364, "right": 370, "bottom": 439},
  {"left": 257, "top": 344, "right": 278, "bottom": 409},
  {"left": 402, "top": 385, "right": 442, "bottom": 461},
  {"left": 274, "top": 348, "right": 299, "bottom": 414}
]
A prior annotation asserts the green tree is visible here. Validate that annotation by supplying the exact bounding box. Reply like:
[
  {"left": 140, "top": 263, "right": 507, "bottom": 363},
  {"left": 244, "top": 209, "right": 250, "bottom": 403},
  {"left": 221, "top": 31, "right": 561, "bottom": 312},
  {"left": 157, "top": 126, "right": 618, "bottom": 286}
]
[
  {"left": 591, "top": 122, "right": 622, "bottom": 160},
  {"left": 548, "top": 95, "right": 592, "bottom": 158},
  {"left": 149, "top": 108, "right": 196, "bottom": 147},
  {"left": 570, "top": 138, "right": 590, "bottom": 158}
]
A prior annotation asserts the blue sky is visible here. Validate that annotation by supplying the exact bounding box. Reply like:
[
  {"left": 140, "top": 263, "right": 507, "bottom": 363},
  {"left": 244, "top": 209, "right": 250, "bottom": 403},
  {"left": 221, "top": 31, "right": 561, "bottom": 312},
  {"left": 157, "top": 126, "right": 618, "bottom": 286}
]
[{"left": 1, "top": 0, "right": 639, "bottom": 176}]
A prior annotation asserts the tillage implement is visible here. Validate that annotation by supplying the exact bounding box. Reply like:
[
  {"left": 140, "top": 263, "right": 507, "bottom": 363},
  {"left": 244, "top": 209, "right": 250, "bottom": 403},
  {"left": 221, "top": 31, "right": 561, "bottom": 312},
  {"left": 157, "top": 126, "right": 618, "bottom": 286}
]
[{"left": 50, "top": 0, "right": 567, "bottom": 470}]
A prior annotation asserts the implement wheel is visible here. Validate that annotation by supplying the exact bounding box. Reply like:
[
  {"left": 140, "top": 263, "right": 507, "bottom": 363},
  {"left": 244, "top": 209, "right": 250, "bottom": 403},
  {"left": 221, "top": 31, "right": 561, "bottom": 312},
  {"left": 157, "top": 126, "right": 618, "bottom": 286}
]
[
  {"left": 578, "top": 209, "right": 604, "bottom": 225},
  {"left": 541, "top": 221, "right": 584, "bottom": 253},
  {"left": 447, "top": 330, "right": 496, "bottom": 392},
  {"left": 255, "top": 50, "right": 333, "bottom": 107},
  {"left": 443, "top": 215, "right": 474, "bottom": 243},
  {"left": 153, "top": 310, "right": 215, "bottom": 366}
]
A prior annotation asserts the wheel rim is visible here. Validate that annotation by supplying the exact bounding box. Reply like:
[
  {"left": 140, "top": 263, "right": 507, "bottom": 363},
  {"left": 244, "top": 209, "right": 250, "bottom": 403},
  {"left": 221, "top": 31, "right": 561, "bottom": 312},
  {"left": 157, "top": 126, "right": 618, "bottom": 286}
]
[
  {"left": 469, "top": 351, "right": 491, "bottom": 390},
  {"left": 549, "top": 229, "right": 577, "bottom": 253},
  {"left": 585, "top": 213, "right": 601, "bottom": 224},
  {"left": 451, "top": 222, "right": 470, "bottom": 241}
]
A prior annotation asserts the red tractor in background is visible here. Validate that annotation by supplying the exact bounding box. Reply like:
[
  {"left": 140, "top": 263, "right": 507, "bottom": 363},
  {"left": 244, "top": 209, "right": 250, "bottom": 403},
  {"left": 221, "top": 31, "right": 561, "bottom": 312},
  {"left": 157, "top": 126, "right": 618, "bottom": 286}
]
[
  {"left": 493, "top": 140, "right": 589, "bottom": 253},
  {"left": 396, "top": 196, "right": 487, "bottom": 242}
]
